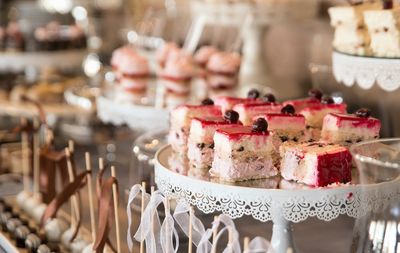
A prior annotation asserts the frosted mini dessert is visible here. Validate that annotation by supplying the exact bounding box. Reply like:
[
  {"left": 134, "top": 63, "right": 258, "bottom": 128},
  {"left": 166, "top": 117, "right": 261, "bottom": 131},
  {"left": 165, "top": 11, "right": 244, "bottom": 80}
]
[
  {"left": 168, "top": 98, "right": 222, "bottom": 156},
  {"left": 233, "top": 101, "right": 283, "bottom": 126},
  {"left": 280, "top": 142, "right": 352, "bottom": 187},
  {"left": 206, "top": 52, "right": 241, "bottom": 90},
  {"left": 188, "top": 110, "right": 241, "bottom": 171},
  {"left": 210, "top": 118, "right": 279, "bottom": 182},
  {"left": 254, "top": 104, "right": 306, "bottom": 143},
  {"left": 283, "top": 88, "right": 323, "bottom": 112},
  {"left": 321, "top": 108, "right": 381, "bottom": 146},
  {"left": 364, "top": 1, "right": 400, "bottom": 57},
  {"left": 194, "top": 46, "right": 218, "bottom": 69},
  {"left": 214, "top": 89, "right": 273, "bottom": 113},
  {"left": 157, "top": 42, "right": 179, "bottom": 68}
]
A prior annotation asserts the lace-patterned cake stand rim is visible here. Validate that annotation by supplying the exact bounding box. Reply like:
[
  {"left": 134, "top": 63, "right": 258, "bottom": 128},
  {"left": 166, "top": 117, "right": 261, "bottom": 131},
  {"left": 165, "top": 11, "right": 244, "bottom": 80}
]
[
  {"left": 332, "top": 51, "right": 400, "bottom": 92},
  {"left": 154, "top": 145, "right": 400, "bottom": 253}
]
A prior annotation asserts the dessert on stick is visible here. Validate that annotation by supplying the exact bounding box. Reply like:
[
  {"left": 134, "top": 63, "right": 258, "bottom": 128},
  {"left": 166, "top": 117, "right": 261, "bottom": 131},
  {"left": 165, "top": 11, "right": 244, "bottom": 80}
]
[
  {"left": 321, "top": 108, "right": 381, "bottom": 146},
  {"left": 210, "top": 118, "right": 279, "bottom": 182},
  {"left": 205, "top": 52, "right": 241, "bottom": 91},
  {"left": 157, "top": 42, "right": 179, "bottom": 68},
  {"left": 280, "top": 142, "right": 352, "bottom": 187}
]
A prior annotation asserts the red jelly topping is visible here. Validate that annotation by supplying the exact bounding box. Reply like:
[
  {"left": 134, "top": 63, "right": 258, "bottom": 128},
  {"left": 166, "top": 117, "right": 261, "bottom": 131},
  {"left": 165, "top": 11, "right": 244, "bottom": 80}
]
[
  {"left": 315, "top": 148, "right": 352, "bottom": 187},
  {"left": 193, "top": 117, "right": 240, "bottom": 126},
  {"left": 216, "top": 126, "right": 269, "bottom": 140},
  {"left": 330, "top": 113, "right": 381, "bottom": 128}
]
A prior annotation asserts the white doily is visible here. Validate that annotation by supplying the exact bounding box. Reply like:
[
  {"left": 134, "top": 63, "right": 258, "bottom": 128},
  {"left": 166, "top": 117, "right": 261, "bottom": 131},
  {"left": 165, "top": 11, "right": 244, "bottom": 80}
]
[
  {"left": 332, "top": 52, "right": 400, "bottom": 92},
  {"left": 155, "top": 145, "right": 400, "bottom": 223}
]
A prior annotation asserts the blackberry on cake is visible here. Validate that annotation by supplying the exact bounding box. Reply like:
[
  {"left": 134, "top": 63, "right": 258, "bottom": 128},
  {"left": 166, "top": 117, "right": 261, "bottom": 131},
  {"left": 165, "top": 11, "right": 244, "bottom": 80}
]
[
  {"left": 280, "top": 142, "right": 352, "bottom": 187},
  {"left": 210, "top": 119, "right": 279, "bottom": 182}
]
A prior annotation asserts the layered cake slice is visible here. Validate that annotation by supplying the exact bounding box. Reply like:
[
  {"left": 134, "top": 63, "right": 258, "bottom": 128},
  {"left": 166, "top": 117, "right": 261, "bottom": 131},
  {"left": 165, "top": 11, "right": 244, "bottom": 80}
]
[
  {"left": 188, "top": 110, "right": 241, "bottom": 171},
  {"left": 213, "top": 89, "right": 272, "bottom": 113},
  {"left": 364, "top": 1, "right": 400, "bottom": 57},
  {"left": 254, "top": 104, "right": 306, "bottom": 143},
  {"left": 328, "top": 2, "right": 379, "bottom": 56},
  {"left": 233, "top": 102, "right": 283, "bottom": 126},
  {"left": 280, "top": 142, "right": 352, "bottom": 187},
  {"left": 299, "top": 96, "right": 347, "bottom": 129},
  {"left": 168, "top": 99, "right": 222, "bottom": 156},
  {"left": 321, "top": 108, "right": 381, "bottom": 146},
  {"left": 283, "top": 88, "right": 323, "bottom": 112},
  {"left": 210, "top": 118, "right": 279, "bottom": 182}
]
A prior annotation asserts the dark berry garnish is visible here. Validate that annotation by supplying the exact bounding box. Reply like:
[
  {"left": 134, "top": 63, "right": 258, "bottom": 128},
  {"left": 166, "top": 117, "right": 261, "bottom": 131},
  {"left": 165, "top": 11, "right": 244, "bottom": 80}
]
[
  {"left": 224, "top": 110, "right": 239, "bottom": 124},
  {"left": 321, "top": 96, "right": 334, "bottom": 104},
  {"left": 201, "top": 98, "right": 214, "bottom": 105},
  {"left": 308, "top": 88, "right": 323, "bottom": 101},
  {"left": 247, "top": 89, "right": 260, "bottom": 99},
  {"left": 280, "top": 136, "right": 288, "bottom": 142},
  {"left": 262, "top": 93, "right": 276, "bottom": 103},
  {"left": 237, "top": 146, "right": 244, "bottom": 152},
  {"left": 252, "top": 118, "right": 268, "bottom": 133},
  {"left": 281, "top": 104, "right": 295, "bottom": 114},
  {"left": 383, "top": 0, "right": 393, "bottom": 9},
  {"left": 197, "top": 143, "right": 205, "bottom": 149},
  {"left": 355, "top": 108, "right": 371, "bottom": 118}
]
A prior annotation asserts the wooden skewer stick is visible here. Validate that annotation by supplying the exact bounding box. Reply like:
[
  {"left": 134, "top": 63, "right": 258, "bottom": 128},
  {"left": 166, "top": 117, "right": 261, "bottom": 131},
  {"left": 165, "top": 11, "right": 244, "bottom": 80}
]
[
  {"left": 85, "top": 152, "right": 96, "bottom": 243},
  {"left": 65, "top": 148, "right": 80, "bottom": 227},
  {"left": 68, "top": 140, "right": 74, "bottom": 154},
  {"left": 140, "top": 181, "right": 146, "bottom": 253},
  {"left": 33, "top": 118, "right": 40, "bottom": 198},
  {"left": 165, "top": 197, "right": 171, "bottom": 251},
  {"left": 188, "top": 207, "right": 194, "bottom": 253},
  {"left": 21, "top": 118, "right": 30, "bottom": 193},
  {"left": 111, "top": 166, "right": 121, "bottom": 253},
  {"left": 243, "top": 237, "right": 250, "bottom": 252}
]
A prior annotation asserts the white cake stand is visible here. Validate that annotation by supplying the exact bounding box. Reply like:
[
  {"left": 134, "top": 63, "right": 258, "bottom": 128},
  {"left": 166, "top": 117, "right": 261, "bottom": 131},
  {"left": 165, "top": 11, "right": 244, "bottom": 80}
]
[
  {"left": 154, "top": 145, "right": 400, "bottom": 253},
  {"left": 332, "top": 51, "right": 400, "bottom": 92}
]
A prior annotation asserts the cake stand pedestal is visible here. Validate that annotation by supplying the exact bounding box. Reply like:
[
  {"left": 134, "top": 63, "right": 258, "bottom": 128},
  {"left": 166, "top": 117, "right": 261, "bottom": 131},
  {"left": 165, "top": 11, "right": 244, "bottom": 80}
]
[
  {"left": 332, "top": 51, "right": 400, "bottom": 92},
  {"left": 154, "top": 145, "right": 400, "bottom": 253}
]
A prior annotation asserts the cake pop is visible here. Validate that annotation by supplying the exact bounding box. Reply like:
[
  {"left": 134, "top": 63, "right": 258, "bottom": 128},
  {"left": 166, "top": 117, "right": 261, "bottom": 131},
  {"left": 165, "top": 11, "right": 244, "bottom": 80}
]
[{"left": 44, "top": 218, "right": 68, "bottom": 243}]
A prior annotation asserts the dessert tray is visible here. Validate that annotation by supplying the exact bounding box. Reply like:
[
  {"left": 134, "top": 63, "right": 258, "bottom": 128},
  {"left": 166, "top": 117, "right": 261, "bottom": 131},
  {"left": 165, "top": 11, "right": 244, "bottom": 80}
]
[
  {"left": 155, "top": 145, "right": 400, "bottom": 253},
  {"left": 0, "top": 50, "right": 87, "bottom": 72},
  {"left": 332, "top": 51, "right": 400, "bottom": 92}
]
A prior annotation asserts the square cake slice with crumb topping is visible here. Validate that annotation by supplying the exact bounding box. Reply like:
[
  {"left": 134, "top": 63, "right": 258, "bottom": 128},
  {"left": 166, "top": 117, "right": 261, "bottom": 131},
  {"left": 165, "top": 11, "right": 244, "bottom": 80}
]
[
  {"left": 233, "top": 103, "right": 283, "bottom": 126},
  {"left": 210, "top": 121, "right": 279, "bottom": 182},
  {"left": 188, "top": 116, "right": 241, "bottom": 171},
  {"left": 280, "top": 142, "right": 352, "bottom": 187},
  {"left": 321, "top": 110, "right": 381, "bottom": 146}
]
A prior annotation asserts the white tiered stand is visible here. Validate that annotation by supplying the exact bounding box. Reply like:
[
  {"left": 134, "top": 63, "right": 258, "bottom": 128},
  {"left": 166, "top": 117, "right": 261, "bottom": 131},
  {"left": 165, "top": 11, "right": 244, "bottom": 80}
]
[{"left": 154, "top": 145, "right": 400, "bottom": 253}]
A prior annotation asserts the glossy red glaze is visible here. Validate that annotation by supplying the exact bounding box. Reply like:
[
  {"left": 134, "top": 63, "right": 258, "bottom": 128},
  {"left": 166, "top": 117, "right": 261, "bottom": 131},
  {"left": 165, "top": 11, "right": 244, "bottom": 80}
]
[
  {"left": 329, "top": 113, "right": 381, "bottom": 129},
  {"left": 216, "top": 126, "right": 269, "bottom": 140},
  {"left": 315, "top": 148, "right": 352, "bottom": 187}
]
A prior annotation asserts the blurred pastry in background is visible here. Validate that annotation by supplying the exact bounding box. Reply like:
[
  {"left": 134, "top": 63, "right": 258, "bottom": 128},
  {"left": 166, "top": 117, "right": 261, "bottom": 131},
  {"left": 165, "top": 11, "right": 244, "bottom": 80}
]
[{"left": 156, "top": 42, "right": 179, "bottom": 68}]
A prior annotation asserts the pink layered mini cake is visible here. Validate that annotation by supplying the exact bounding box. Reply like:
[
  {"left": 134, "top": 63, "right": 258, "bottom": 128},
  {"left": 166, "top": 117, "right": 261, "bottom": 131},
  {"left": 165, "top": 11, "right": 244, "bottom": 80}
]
[
  {"left": 159, "top": 53, "right": 195, "bottom": 106},
  {"left": 168, "top": 100, "right": 222, "bottom": 156},
  {"left": 280, "top": 142, "right": 352, "bottom": 187},
  {"left": 321, "top": 109, "right": 381, "bottom": 146},
  {"left": 194, "top": 46, "right": 218, "bottom": 69},
  {"left": 157, "top": 42, "right": 179, "bottom": 68},
  {"left": 214, "top": 89, "right": 271, "bottom": 113},
  {"left": 206, "top": 52, "right": 241, "bottom": 90},
  {"left": 233, "top": 102, "right": 283, "bottom": 126},
  {"left": 210, "top": 119, "right": 279, "bottom": 182},
  {"left": 112, "top": 47, "right": 150, "bottom": 103},
  {"left": 254, "top": 105, "right": 306, "bottom": 142},
  {"left": 188, "top": 110, "right": 241, "bottom": 171}
]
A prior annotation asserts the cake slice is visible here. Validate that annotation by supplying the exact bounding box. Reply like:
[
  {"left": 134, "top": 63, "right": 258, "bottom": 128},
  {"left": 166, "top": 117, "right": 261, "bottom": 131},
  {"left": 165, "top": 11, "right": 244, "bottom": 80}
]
[
  {"left": 233, "top": 102, "right": 283, "bottom": 126},
  {"left": 321, "top": 109, "right": 381, "bottom": 146},
  {"left": 280, "top": 142, "right": 352, "bottom": 187},
  {"left": 299, "top": 96, "right": 347, "bottom": 129},
  {"left": 364, "top": 2, "right": 400, "bottom": 57},
  {"left": 214, "top": 90, "right": 274, "bottom": 113},
  {"left": 210, "top": 119, "right": 279, "bottom": 182},
  {"left": 283, "top": 88, "right": 323, "bottom": 112},
  {"left": 168, "top": 99, "right": 222, "bottom": 155},
  {"left": 188, "top": 110, "right": 241, "bottom": 171},
  {"left": 254, "top": 105, "right": 306, "bottom": 143}
]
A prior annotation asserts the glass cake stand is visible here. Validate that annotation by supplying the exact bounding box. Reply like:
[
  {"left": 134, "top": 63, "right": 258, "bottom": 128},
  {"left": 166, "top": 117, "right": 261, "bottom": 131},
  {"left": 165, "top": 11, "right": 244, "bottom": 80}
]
[{"left": 154, "top": 145, "right": 400, "bottom": 253}]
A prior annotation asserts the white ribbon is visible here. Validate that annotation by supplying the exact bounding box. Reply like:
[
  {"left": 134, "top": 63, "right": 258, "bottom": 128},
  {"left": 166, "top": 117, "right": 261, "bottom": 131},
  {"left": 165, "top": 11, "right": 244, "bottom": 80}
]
[
  {"left": 173, "top": 201, "right": 210, "bottom": 249},
  {"left": 160, "top": 208, "right": 180, "bottom": 253},
  {"left": 197, "top": 214, "right": 241, "bottom": 253},
  {"left": 246, "top": 236, "right": 274, "bottom": 253},
  {"left": 126, "top": 184, "right": 151, "bottom": 251},
  {"left": 134, "top": 190, "right": 164, "bottom": 253}
]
